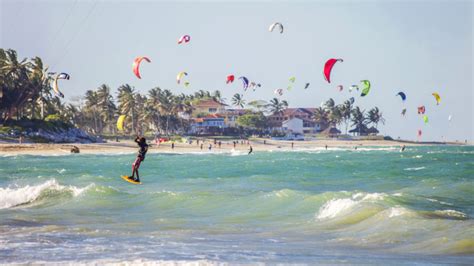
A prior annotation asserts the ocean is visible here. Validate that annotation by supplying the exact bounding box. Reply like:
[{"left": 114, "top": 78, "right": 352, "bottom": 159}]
[{"left": 1, "top": 146, "right": 473, "bottom": 264}]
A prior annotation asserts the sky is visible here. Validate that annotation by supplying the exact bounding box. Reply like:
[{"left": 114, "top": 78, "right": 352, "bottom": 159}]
[{"left": 1, "top": 0, "right": 472, "bottom": 141}]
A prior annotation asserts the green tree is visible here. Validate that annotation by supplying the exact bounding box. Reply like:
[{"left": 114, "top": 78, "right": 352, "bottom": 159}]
[
  {"left": 313, "top": 107, "right": 329, "bottom": 125},
  {"left": 340, "top": 100, "right": 353, "bottom": 134},
  {"left": 266, "top": 98, "right": 288, "bottom": 114},
  {"left": 231, "top": 93, "right": 246, "bottom": 108},
  {"left": 236, "top": 112, "right": 267, "bottom": 129},
  {"left": 96, "top": 84, "right": 117, "bottom": 134},
  {"left": 351, "top": 106, "right": 368, "bottom": 135},
  {"left": 367, "top": 107, "right": 385, "bottom": 129},
  {"left": 117, "top": 84, "right": 137, "bottom": 133}
]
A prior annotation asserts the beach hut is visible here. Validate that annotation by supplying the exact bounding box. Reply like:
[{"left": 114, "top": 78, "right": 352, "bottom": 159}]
[{"left": 321, "top": 127, "right": 341, "bottom": 138}]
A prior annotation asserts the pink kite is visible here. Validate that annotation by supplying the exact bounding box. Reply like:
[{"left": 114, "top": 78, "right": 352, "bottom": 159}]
[
  {"left": 132, "top": 56, "right": 151, "bottom": 79},
  {"left": 323, "top": 58, "right": 343, "bottom": 83},
  {"left": 226, "top": 75, "right": 235, "bottom": 84},
  {"left": 178, "top": 35, "right": 191, "bottom": 44},
  {"left": 417, "top": 106, "right": 426, "bottom": 114}
]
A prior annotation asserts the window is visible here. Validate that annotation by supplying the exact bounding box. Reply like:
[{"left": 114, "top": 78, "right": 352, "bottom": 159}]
[{"left": 209, "top": 108, "right": 217, "bottom": 113}]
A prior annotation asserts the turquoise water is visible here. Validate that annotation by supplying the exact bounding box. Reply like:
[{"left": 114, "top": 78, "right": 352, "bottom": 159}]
[{"left": 1, "top": 146, "right": 473, "bottom": 264}]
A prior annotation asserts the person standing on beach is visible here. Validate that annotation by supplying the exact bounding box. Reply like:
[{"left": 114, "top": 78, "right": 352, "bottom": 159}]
[
  {"left": 291, "top": 142, "right": 294, "bottom": 149},
  {"left": 130, "top": 136, "right": 148, "bottom": 182},
  {"left": 171, "top": 142, "right": 175, "bottom": 150},
  {"left": 200, "top": 143, "right": 203, "bottom": 150},
  {"left": 208, "top": 144, "right": 212, "bottom": 151}
]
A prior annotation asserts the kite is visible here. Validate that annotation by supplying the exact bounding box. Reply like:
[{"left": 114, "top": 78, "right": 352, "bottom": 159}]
[
  {"left": 360, "top": 80, "right": 371, "bottom": 97},
  {"left": 226, "top": 75, "right": 235, "bottom": 84},
  {"left": 239, "top": 76, "right": 249, "bottom": 90},
  {"left": 178, "top": 35, "right": 191, "bottom": 44},
  {"left": 117, "top": 115, "right": 126, "bottom": 131},
  {"left": 423, "top": 115, "right": 429, "bottom": 123},
  {"left": 269, "top": 22, "right": 284, "bottom": 33},
  {"left": 396, "top": 92, "right": 406, "bottom": 101},
  {"left": 132, "top": 56, "right": 151, "bottom": 79},
  {"left": 289, "top": 77, "right": 296, "bottom": 83},
  {"left": 52, "top": 72, "right": 70, "bottom": 98},
  {"left": 323, "top": 58, "right": 343, "bottom": 83},
  {"left": 274, "top": 88, "right": 283, "bottom": 96},
  {"left": 177, "top": 71, "right": 188, "bottom": 84},
  {"left": 349, "top": 85, "right": 358, "bottom": 92},
  {"left": 432, "top": 93, "right": 441, "bottom": 105},
  {"left": 337, "top": 85, "right": 343, "bottom": 92},
  {"left": 417, "top": 106, "right": 426, "bottom": 114},
  {"left": 304, "top": 83, "right": 310, "bottom": 89},
  {"left": 401, "top": 108, "right": 407, "bottom": 116}
]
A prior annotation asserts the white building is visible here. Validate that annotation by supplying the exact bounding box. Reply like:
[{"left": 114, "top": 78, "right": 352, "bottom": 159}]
[{"left": 282, "top": 117, "right": 303, "bottom": 134}]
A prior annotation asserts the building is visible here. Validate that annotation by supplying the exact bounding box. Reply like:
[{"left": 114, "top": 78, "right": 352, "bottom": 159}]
[
  {"left": 267, "top": 108, "right": 327, "bottom": 133},
  {"left": 190, "top": 114, "right": 226, "bottom": 135},
  {"left": 282, "top": 118, "right": 303, "bottom": 134},
  {"left": 349, "top": 125, "right": 379, "bottom": 136},
  {"left": 191, "top": 99, "right": 227, "bottom": 116},
  {"left": 321, "top": 127, "right": 341, "bottom": 138},
  {"left": 222, "top": 109, "right": 248, "bottom": 127}
]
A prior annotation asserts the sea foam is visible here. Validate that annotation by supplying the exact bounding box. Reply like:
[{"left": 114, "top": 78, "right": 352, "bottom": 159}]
[{"left": 0, "top": 179, "right": 92, "bottom": 209}]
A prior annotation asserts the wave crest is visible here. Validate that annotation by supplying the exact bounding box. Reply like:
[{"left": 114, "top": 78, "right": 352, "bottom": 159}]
[{"left": 0, "top": 179, "right": 93, "bottom": 209}]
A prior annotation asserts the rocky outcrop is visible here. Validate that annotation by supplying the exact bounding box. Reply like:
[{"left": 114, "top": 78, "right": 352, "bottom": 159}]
[
  {"left": 1, "top": 127, "right": 103, "bottom": 143},
  {"left": 30, "top": 127, "right": 103, "bottom": 143}
]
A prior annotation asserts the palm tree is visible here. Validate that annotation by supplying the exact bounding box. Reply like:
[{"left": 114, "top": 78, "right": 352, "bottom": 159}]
[
  {"left": 329, "top": 105, "right": 343, "bottom": 128},
  {"left": 367, "top": 107, "right": 385, "bottom": 129},
  {"left": 117, "top": 84, "right": 137, "bottom": 133},
  {"left": 340, "top": 100, "right": 353, "bottom": 134},
  {"left": 323, "top": 98, "right": 336, "bottom": 112},
  {"left": 232, "top": 93, "right": 246, "bottom": 108},
  {"left": 212, "top": 90, "right": 225, "bottom": 104},
  {"left": 84, "top": 90, "right": 100, "bottom": 133},
  {"left": 313, "top": 107, "right": 329, "bottom": 126},
  {"left": 247, "top": 100, "right": 268, "bottom": 112},
  {"left": 156, "top": 89, "right": 175, "bottom": 135},
  {"left": 351, "top": 107, "right": 368, "bottom": 136},
  {"left": 0, "top": 49, "right": 30, "bottom": 121},
  {"left": 96, "top": 84, "right": 117, "bottom": 134},
  {"left": 266, "top": 97, "right": 288, "bottom": 114},
  {"left": 134, "top": 92, "right": 147, "bottom": 135}
]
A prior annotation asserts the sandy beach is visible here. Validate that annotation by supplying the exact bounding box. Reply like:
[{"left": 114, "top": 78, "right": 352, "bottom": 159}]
[{"left": 0, "top": 138, "right": 467, "bottom": 156}]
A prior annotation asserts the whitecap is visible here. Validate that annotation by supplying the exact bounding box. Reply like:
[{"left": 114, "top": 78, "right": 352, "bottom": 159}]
[
  {"left": 404, "top": 166, "right": 426, "bottom": 171},
  {"left": 56, "top": 168, "right": 67, "bottom": 174},
  {"left": 433, "top": 209, "right": 468, "bottom": 219},
  {"left": 316, "top": 198, "right": 357, "bottom": 219},
  {"left": 388, "top": 206, "right": 408, "bottom": 218},
  {"left": 0, "top": 179, "right": 93, "bottom": 209}
]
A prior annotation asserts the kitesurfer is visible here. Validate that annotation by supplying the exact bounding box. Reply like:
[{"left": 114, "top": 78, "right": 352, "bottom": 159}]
[
  {"left": 248, "top": 145, "right": 253, "bottom": 155},
  {"left": 130, "top": 136, "right": 148, "bottom": 182}
]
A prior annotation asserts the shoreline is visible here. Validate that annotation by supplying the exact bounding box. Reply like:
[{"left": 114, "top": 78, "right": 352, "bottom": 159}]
[{"left": 0, "top": 139, "right": 468, "bottom": 156}]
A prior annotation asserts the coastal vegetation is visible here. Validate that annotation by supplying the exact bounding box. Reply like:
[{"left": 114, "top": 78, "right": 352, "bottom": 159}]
[{"left": 0, "top": 49, "right": 384, "bottom": 139}]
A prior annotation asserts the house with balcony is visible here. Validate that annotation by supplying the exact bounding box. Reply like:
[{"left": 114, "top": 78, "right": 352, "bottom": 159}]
[
  {"left": 191, "top": 99, "right": 227, "bottom": 116},
  {"left": 223, "top": 109, "right": 248, "bottom": 128},
  {"left": 267, "top": 108, "right": 327, "bottom": 133},
  {"left": 190, "top": 114, "right": 227, "bottom": 135}
]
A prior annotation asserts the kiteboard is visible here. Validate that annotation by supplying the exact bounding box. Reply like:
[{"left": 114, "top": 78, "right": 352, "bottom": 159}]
[{"left": 121, "top": 175, "right": 141, "bottom": 185}]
